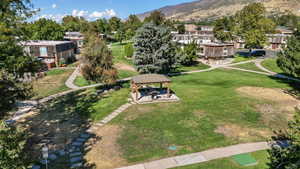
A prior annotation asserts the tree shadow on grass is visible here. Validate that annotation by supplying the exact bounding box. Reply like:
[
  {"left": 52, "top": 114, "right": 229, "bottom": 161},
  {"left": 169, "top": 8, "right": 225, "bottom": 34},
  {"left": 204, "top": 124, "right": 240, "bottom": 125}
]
[
  {"left": 268, "top": 76, "right": 300, "bottom": 98},
  {"left": 21, "top": 82, "right": 128, "bottom": 168}
]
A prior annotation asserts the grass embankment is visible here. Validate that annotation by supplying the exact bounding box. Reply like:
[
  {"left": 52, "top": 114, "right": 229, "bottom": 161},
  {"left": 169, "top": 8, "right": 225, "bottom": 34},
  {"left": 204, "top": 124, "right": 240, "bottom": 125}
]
[
  {"left": 174, "top": 150, "right": 269, "bottom": 169},
  {"left": 114, "top": 69, "right": 292, "bottom": 163},
  {"left": 232, "top": 62, "right": 266, "bottom": 72},
  {"left": 261, "top": 58, "right": 283, "bottom": 74},
  {"left": 32, "top": 69, "right": 74, "bottom": 99}
]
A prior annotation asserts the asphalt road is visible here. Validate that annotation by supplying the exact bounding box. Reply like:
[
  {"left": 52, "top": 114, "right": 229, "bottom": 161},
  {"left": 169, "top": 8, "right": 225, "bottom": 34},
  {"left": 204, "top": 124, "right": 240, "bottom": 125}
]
[{"left": 236, "top": 49, "right": 279, "bottom": 58}]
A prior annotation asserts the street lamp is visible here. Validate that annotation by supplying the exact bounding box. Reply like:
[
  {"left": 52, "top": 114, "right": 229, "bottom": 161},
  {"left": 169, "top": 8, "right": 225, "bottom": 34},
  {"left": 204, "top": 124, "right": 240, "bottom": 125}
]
[{"left": 42, "top": 146, "right": 49, "bottom": 169}]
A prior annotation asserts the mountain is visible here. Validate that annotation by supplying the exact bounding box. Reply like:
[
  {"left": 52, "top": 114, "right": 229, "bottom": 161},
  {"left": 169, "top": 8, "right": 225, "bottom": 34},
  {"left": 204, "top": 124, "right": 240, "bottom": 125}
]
[{"left": 138, "top": 0, "right": 300, "bottom": 21}]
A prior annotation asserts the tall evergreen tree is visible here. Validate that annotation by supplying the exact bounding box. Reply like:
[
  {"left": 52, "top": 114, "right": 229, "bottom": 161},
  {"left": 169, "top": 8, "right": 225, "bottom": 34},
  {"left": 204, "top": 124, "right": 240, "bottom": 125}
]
[
  {"left": 81, "top": 34, "right": 117, "bottom": 84},
  {"left": 133, "top": 23, "right": 176, "bottom": 74},
  {"left": 277, "top": 29, "right": 300, "bottom": 78}
]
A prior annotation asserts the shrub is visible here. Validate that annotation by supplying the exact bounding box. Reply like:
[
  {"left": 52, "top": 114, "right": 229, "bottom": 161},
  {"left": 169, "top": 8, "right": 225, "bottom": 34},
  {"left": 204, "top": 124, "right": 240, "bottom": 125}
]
[{"left": 124, "top": 43, "right": 134, "bottom": 58}]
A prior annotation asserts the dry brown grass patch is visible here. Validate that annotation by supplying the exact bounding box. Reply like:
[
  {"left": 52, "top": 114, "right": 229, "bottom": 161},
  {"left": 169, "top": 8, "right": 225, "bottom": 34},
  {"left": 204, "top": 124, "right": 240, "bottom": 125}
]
[
  {"left": 236, "top": 86, "right": 300, "bottom": 112},
  {"left": 85, "top": 124, "right": 127, "bottom": 169},
  {"left": 236, "top": 86, "right": 300, "bottom": 128},
  {"left": 32, "top": 69, "right": 73, "bottom": 99},
  {"left": 215, "top": 123, "right": 272, "bottom": 142},
  {"left": 115, "top": 63, "right": 136, "bottom": 71}
]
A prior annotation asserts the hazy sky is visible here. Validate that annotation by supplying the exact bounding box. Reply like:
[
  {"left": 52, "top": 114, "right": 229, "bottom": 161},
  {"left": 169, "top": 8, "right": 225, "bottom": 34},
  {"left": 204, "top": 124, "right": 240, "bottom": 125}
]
[{"left": 31, "top": 0, "right": 194, "bottom": 21}]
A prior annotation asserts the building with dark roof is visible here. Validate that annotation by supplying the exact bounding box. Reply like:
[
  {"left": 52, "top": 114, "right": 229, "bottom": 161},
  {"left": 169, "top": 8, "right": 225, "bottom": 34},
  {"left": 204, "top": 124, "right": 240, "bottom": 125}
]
[{"left": 22, "top": 40, "right": 75, "bottom": 69}]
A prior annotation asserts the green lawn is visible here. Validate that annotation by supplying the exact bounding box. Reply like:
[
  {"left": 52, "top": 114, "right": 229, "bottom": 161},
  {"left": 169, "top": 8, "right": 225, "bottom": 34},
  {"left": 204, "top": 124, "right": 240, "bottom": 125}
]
[
  {"left": 113, "top": 69, "right": 292, "bottom": 163},
  {"left": 118, "top": 70, "right": 138, "bottom": 79},
  {"left": 112, "top": 42, "right": 134, "bottom": 66},
  {"left": 74, "top": 70, "right": 138, "bottom": 87},
  {"left": 45, "top": 69, "right": 67, "bottom": 76},
  {"left": 74, "top": 76, "right": 96, "bottom": 87},
  {"left": 173, "top": 150, "right": 269, "bottom": 169},
  {"left": 44, "top": 86, "right": 130, "bottom": 121},
  {"left": 232, "top": 62, "right": 265, "bottom": 72},
  {"left": 233, "top": 55, "right": 255, "bottom": 63},
  {"left": 86, "top": 88, "right": 130, "bottom": 121},
  {"left": 32, "top": 69, "right": 74, "bottom": 99},
  {"left": 176, "top": 63, "right": 211, "bottom": 72},
  {"left": 261, "top": 58, "right": 283, "bottom": 74}
]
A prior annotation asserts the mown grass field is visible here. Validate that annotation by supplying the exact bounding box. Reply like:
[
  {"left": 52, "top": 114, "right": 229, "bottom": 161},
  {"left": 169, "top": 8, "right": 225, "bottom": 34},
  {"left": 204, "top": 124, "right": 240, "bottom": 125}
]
[
  {"left": 233, "top": 55, "right": 255, "bottom": 63},
  {"left": 111, "top": 42, "right": 134, "bottom": 66},
  {"left": 112, "top": 69, "right": 293, "bottom": 163},
  {"left": 261, "top": 58, "right": 283, "bottom": 74},
  {"left": 232, "top": 62, "right": 266, "bottom": 72},
  {"left": 174, "top": 150, "right": 269, "bottom": 169},
  {"left": 32, "top": 69, "right": 73, "bottom": 99},
  {"left": 175, "top": 63, "right": 211, "bottom": 72}
]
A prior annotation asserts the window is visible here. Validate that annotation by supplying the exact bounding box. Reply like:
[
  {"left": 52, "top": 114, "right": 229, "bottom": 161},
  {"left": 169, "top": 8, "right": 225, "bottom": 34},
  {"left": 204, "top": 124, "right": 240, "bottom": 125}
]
[
  {"left": 223, "top": 47, "right": 228, "bottom": 56},
  {"left": 40, "top": 47, "right": 47, "bottom": 56},
  {"left": 199, "top": 47, "right": 204, "bottom": 55}
]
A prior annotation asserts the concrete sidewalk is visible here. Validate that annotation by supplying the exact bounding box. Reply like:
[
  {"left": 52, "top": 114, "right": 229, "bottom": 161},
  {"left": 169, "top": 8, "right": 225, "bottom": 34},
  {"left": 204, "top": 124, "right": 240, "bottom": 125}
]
[
  {"left": 65, "top": 66, "right": 81, "bottom": 89},
  {"left": 116, "top": 142, "right": 269, "bottom": 169}
]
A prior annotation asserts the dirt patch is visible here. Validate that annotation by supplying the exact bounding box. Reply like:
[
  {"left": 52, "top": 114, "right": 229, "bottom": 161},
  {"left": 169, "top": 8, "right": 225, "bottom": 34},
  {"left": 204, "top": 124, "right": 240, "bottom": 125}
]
[
  {"left": 236, "top": 86, "right": 300, "bottom": 129},
  {"left": 115, "top": 63, "right": 136, "bottom": 71},
  {"left": 215, "top": 124, "right": 272, "bottom": 141},
  {"left": 85, "top": 124, "right": 127, "bottom": 169},
  {"left": 236, "top": 86, "right": 300, "bottom": 113}
]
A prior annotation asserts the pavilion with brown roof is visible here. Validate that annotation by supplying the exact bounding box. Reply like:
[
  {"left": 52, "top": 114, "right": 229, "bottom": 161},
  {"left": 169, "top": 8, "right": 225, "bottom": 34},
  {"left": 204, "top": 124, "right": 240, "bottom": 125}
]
[{"left": 131, "top": 74, "right": 179, "bottom": 103}]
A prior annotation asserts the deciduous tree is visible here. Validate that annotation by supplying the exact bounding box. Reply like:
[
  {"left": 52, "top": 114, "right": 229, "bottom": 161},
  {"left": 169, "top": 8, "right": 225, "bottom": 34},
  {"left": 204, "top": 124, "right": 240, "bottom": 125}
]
[
  {"left": 81, "top": 34, "right": 117, "bottom": 84},
  {"left": 235, "top": 3, "right": 275, "bottom": 51},
  {"left": 0, "top": 121, "right": 30, "bottom": 169},
  {"left": 27, "top": 18, "right": 64, "bottom": 40},
  {"left": 109, "top": 16, "right": 122, "bottom": 32},
  {"left": 144, "top": 10, "right": 165, "bottom": 26},
  {"left": 176, "top": 42, "right": 198, "bottom": 66},
  {"left": 0, "top": 0, "right": 41, "bottom": 115},
  {"left": 213, "top": 17, "right": 235, "bottom": 42},
  {"left": 124, "top": 43, "right": 134, "bottom": 58},
  {"left": 177, "top": 24, "right": 185, "bottom": 34}
]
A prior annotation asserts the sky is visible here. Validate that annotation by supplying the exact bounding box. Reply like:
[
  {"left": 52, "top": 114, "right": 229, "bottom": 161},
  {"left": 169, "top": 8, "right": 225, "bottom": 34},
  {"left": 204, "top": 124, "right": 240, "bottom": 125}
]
[{"left": 31, "top": 0, "right": 194, "bottom": 22}]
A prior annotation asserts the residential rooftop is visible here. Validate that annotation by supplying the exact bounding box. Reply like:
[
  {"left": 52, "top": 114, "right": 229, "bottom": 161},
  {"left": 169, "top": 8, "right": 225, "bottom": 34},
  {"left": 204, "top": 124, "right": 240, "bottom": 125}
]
[{"left": 21, "top": 40, "right": 74, "bottom": 46}]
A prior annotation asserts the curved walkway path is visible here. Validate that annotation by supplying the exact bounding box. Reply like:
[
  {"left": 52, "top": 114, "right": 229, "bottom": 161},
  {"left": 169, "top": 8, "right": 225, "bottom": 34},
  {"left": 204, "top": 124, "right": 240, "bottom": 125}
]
[
  {"left": 65, "top": 66, "right": 81, "bottom": 89},
  {"left": 116, "top": 142, "right": 269, "bottom": 169},
  {"left": 254, "top": 59, "right": 300, "bottom": 83},
  {"left": 36, "top": 58, "right": 300, "bottom": 106}
]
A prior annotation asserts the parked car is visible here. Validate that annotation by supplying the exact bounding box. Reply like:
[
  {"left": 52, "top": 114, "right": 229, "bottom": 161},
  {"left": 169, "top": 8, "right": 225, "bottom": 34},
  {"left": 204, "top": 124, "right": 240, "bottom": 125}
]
[{"left": 250, "top": 50, "right": 266, "bottom": 57}]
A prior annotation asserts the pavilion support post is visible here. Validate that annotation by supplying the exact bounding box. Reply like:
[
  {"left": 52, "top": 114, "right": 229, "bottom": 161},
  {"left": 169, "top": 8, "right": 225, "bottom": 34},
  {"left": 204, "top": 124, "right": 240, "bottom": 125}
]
[
  {"left": 167, "top": 83, "right": 170, "bottom": 98},
  {"left": 135, "top": 85, "right": 139, "bottom": 101}
]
